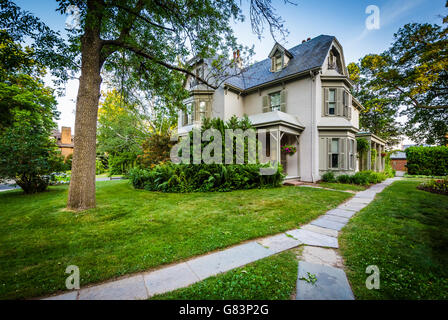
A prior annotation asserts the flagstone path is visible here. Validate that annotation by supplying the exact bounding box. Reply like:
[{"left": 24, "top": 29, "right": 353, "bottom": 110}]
[{"left": 43, "top": 177, "right": 401, "bottom": 300}]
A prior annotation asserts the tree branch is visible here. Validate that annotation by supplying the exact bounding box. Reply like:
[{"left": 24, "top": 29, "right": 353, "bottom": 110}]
[{"left": 102, "top": 40, "right": 218, "bottom": 89}]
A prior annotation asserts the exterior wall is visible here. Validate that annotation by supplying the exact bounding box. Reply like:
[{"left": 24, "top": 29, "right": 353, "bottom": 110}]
[
  {"left": 223, "top": 90, "right": 244, "bottom": 120},
  {"left": 60, "top": 147, "right": 74, "bottom": 158},
  {"left": 391, "top": 159, "right": 407, "bottom": 171}
]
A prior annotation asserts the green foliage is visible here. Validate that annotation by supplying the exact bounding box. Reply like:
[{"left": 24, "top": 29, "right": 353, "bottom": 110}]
[
  {"left": 108, "top": 152, "right": 137, "bottom": 175},
  {"left": 322, "top": 170, "right": 388, "bottom": 186},
  {"left": 322, "top": 171, "right": 336, "bottom": 183},
  {"left": 348, "top": 5, "right": 448, "bottom": 144},
  {"left": 405, "top": 146, "right": 448, "bottom": 176},
  {"left": 418, "top": 176, "right": 448, "bottom": 195},
  {"left": 0, "top": 110, "right": 64, "bottom": 193},
  {"left": 370, "top": 148, "right": 377, "bottom": 165},
  {"left": 340, "top": 180, "right": 448, "bottom": 299},
  {"left": 95, "top": 159, "right": 106, "bottom": 175},
  {"left": 356, "top": 138, "right": 370, "bottom": 154},
  {"left": 129, "top": 163, "right": 284, "bottom": 193}
]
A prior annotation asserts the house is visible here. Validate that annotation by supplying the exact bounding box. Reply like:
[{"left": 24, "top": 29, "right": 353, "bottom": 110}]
[
  {"left": 390, "top": 151, "right": 407, "bottom": 172},
  {"left": 178, "top": 35, "right": 386, "bottom": 181},
  {"left": 51, "top": 126, "right": 74, "bottom": 158}
]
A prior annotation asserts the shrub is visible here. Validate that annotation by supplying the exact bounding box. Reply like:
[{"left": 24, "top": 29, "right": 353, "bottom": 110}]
[
  {"left": 129, "top": 162, "right": 284, "bottom": 193},
  {"left": 417, "top": 177, "right": 448, "bottom": 195},
  {"left": 337, "top": 174, "right": 351, "bottom": 184},
  {"left": 322, "top": 171, "right": 336, "bottom": 183},
  {"left": 405, "top": 146, "right": 448, "bottom": 176},
  {"left": 96, "top": 159, "right": 106, "bottom": 174}
]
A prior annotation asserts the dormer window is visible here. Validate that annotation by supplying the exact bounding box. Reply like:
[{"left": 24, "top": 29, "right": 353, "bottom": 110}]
[
  {"left": 269, "top": 43, "right": 292, "bottom": 73},
  {"left": 328, "top": 47, "right": 343, "bottom": 74}
]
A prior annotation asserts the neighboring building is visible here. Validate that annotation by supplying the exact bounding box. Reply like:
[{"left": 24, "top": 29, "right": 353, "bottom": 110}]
[
  {"left": 390, "top": 151, "right": 407, "bottom": 172},
  {"left": 52, "top": 126, "right": 74, "bottom": 158},
  {"left": 178, "top": 35, "right": 386, "bottom": 181}
]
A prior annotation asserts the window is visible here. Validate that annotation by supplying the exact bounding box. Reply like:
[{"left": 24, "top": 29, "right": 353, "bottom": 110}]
[
  {"left": 330, "top": 138, "right": 339, "bottom": 168},
  {"left": 328, "top": 89, "right": 336, "bottom": 115},
  {"left": 275, "top": 54, "right": 282, "bottom": 71},
  {"left": 183, "top": 103, "right": 193, "bottom": 126},
  {"left": 199, "top": 101, "right": 207, "bottom": 122},
  {"left": 270, "top": 92, "right": 281, "bottom": 111}
]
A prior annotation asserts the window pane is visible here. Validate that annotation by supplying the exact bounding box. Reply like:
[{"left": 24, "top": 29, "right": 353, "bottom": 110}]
[
  {"left": 331, "top": 154, "right": 339, "bottom": 168},
  {"left": 328, "top": 103, "right": 335, "bottom": 115},
  {"left": 270, "top": 92, "right": 281, "bottom": 110},
  {"left": 331, "top": 138, "right": 339, "bottom": 153},
  {"left": 329, "top": 89, "right": 335, "bottom": 102},
  {"left": 199, "top": 101, "right": 206, "bottom": 112}
]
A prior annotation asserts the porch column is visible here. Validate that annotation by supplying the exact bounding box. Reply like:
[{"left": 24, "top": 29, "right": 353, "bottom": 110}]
[{"left": 367, "top": 142, "right": 372, "bottom": 171}]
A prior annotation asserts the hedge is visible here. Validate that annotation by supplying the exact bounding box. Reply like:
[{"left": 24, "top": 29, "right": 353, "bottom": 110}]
[
  {"left": 405, "top": 146, "right": 448, "bottom": 176},
  {"left": 321, "top": 170, "right": 390, "bottom": 186},
  {"left": 129, "top": 162, "right": 284, "bottom": 193}
]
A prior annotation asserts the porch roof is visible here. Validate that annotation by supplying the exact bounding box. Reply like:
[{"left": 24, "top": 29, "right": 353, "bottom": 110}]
[{"left": 248, "top": 111, "right": 305, "bottom": 132}]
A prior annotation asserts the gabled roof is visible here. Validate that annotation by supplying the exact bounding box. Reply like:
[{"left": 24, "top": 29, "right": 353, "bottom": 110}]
[
  {"left": 248, "top": 110, "right": 305, "bottom": 131},
  {"left": 268, "top": 43, "right": 293, "bottom": 59},
  {"left": 225, "top": 35, "right": 335, "bottom": 91}
]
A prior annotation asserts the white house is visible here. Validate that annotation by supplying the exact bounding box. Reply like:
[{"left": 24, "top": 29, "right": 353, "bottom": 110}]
[{"left": 178, "top": 35, "right": 386, "bottom": 181}]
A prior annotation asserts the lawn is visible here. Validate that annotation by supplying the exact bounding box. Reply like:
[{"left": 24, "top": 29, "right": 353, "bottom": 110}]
[
  {"left": 0, "top": 181, "right": 350, "bottom": 299},
  {"left": 317, "top": 182, "right": 367, "bottom": 192},
  {"left": 152, "top": 250, "right": 299, "bottom": 300},
  {"left": 339, "top": 179, "right": 448, "bottom": 299}
]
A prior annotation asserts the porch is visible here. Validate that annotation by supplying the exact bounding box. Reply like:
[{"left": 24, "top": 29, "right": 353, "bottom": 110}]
[{"left": 355, "top": 132, "right": 386, "bottom": 172}]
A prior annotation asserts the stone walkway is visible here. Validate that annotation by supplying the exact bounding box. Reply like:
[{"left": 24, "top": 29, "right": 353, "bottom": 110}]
[{"left": 44, "top": 177, "right": 401, "bottom": 300}]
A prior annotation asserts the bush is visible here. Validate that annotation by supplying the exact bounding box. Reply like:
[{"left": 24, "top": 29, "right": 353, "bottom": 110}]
[
  {"left": 336, "top": 174, "right": 351, "bottom": 184},
  {"left": 405, "top": 146, "right": 448, "bottom": 176},
  {"left": 322, "top": 171, "right": 336, "bottom": 183},
  {"left": 417, "top": 176, "right": 448, "bottom": 195},
  {"left": 96, "top": 158, "right": 106, "bottom": 174},
  {"left": 129, "top": 162, "right": 284, "bottom": 193}
]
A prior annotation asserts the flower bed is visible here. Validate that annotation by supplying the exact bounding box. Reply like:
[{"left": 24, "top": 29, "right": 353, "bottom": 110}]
[{"left": 417, "top": 177, "right": 448, "bottom": 195}]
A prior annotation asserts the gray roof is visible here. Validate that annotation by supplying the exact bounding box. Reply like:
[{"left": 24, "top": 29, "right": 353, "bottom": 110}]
[
  {"left": 226, "top": 35, "right": 335, "bottom": 90},
  {"left": 390, "top": 151, "right": 407, "bottom": 159},
  {"left": 248, "top": 111, "right": 305, "bottom": 130}
]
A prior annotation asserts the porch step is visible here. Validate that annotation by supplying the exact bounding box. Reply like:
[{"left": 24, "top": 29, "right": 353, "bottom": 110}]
[{"left": 283, "top": 180, "right": 304, "bottom": 186}]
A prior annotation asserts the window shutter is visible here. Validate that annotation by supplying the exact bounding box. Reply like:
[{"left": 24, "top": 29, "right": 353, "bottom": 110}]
[
  {"left": 194, "top": 101, "right": 199, "bottom": 122},
  {"left": 348, "top": 93, "right": 352, "bottom": 119},
  {"left": 339, "top": 138, "right": 346, "bottom": 169},
  {"left": 319, "top": 137, "right": 326, "bottom": 170},
  {"left": 323, "top": 88, "right": 329, "bottom": 116},
  {"left": 327, "top": 138, "right": 332, "bottom": 169},
  {"left": 262, "top": 95, "right": 270, "bottom": 113},
  {"left": 182, "top": 110, "right": 187, "bottom": 126},
  {"left": 342, "top": 91, "right": 347, "bottom": 117},
  {"left": 336, "top": 88, "right": 344, "bottom": 116},
  {"left": 280, "top": 90, "right": 287, "bottom": 112},
  {"left": 206, "top": 100, "right": 212, "bottom": 118}
]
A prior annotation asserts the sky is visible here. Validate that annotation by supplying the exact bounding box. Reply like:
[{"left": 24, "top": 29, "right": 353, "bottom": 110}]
[{"left": 14, "top": 0, "right": 446, "bottom": 140}]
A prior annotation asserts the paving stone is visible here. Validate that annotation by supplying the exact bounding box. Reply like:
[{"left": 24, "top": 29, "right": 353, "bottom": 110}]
[
  {"left": 301, "top": 246, "right": 344, "bottom": 268},
  {"left": 355, "top": 190, "right": 378, "bottom": 199},
  {"left": 296, "top": 261, "right": 354, "bottom": 300},
  {"left": 311, "top": 218, "right": 345, "bottom": 231},
  {"left": 257, "top": 233, "right": 302, "bottom": 253},
  {"left": 186, "top": 242, "right": 273, "bottom": 280},
  {"left": 301, "top": 224, "right": 339, "bottom": 238},
  {"left": 79, "top": 275, "right": 148, "bottom": 300},
  {"left": 326, "top": 208, "right": 356, "bottom": 219},
  {"left": 321, "top": 215, "right": 349, "bottom": 224},
  {"left": 44, "top": 291, "right": 78, "bottom": 300},
  {"left": 144, "top": 262, "right": 199, "bottom": 296},
  {"left": 349, "top": 197, "right": 373, "bottom": 204},
  {"left": 337, "top": 201, "right": 368, "bottom": 212},
  {"left": 286, "top": 229, "right": 338, "bottom": 248}
]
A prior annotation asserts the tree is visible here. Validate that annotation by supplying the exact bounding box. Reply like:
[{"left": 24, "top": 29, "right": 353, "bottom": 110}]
[
  {"left": 0, "top": 32, "right": 64, "bottom": 192},
  {"left": 52, "top": 0, "right": 289, "bottom": 210},
  {"left": 348, "top": 61, "right": 402, "bottom": 147},
  {"left": 352, "top": 2, "right": 448, "bottom": 144},
  {"left": 97, "top": 89, "right": 147, "bottom": 174}
]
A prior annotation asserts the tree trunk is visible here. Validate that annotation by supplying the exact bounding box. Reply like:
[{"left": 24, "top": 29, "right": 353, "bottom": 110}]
[{"left": 67, "top": 7, "right": 103, "bottom": 210}]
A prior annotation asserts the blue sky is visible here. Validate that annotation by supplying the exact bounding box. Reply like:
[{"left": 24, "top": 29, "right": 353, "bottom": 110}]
[{"left": 14, "top": 0, "right": 446, "bottom": 131}]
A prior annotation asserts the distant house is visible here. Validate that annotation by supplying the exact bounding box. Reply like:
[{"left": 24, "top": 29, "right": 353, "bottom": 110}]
[
  {"left": 390, "top": 151, "right": 407, "bottom": 172},
  {"left": 52, "top": 127, "right": 74, "bottom": 158},
  {"left": 178, "top": 35, "right": 386, "bottom": 181}
]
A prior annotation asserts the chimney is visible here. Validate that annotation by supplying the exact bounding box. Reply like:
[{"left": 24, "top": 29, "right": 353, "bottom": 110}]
[
  {"left": 307, "top": 37, "right": 311, "bottom": 41},
  {"left": 233, "top": 50, "right": 242, "bottom": 69},
  {"left": 302, "top": 40, "right": 306, "bottom": 43},
  {"left": 61, "top": 127, "right": 72, "bottom": 145}
]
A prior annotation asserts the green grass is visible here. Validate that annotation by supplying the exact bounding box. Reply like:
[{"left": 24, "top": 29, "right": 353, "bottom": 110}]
[
  {"left": 318, "top": 182, "right": 367, "bottom": 192},
  {"left": 151, "top": 250, "right": 299, "bottom": 300},
  {"left": 0, "top": 181, "right": 350, "bottom": 299},
  {"left": 340, "top": 180, "right": 448, "bottom": 299}
]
